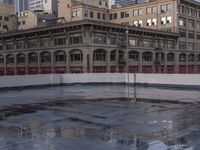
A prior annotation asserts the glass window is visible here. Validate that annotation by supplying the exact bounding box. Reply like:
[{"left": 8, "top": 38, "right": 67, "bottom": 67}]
[
  {"left": 69, "top": 33, "right": 82, "bottom": 44},
  {"left": 94, "top": 32, "right": 106, "bottom": 44}
]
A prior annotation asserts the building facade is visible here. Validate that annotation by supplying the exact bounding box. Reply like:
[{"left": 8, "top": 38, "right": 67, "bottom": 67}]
[
  {"left": 29, "top": 0, "right": 58, "bottom": 16},
  {"left": 0, "top": 4, "right": 16, "bottom": 33},
  {"left": 17, "top": 11, "right": 57, "bottom": 30},
  {"left": 58, "top": 0, "right": 108, "bottom": 22},
  {"left": 2, "top": 20, "right": 199, "bottom": 76},
  {"left": 15, "top": 0, "right": 29, "bottom": 13}
]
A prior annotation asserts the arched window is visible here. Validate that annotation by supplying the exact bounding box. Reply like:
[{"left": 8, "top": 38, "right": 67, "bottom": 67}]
[
  {"left": 167, "top": 53, "right": 175, "bottom": 62},
  {"left": 179, "top": 53, "right": 186, "bottom": 62},
  {"left": 93, "top": 49, "right": 107, "bottom": 61},
  {"left": 41, "top": 52, "right": 51, "bottom": 63},
  {"left": 6, "top": 54, "right": 14, "bottom": 64},
  {"left": 28, "top": 53, "right": 38, "bottom": 63},
  {"left": 142, "top": 51, "right": 153, "bottom": 62},
  {"left": 129, "top": 51, "right": 139, "bottom": 61},
  {"left": 17, "top": 53, "right": 26, "bottom": 64},
  {"left": 54, "top": 51, "right": 66, "bottom": 62},
  {"left": 0, "top": 55, "right": 4, "bottom": 64},
  {"left": 155, "top": 52, "right": 165, "bottom": 62},
  {"left": 188, "top": 54, "right": 195, "bottom": 62},
  {"left": 70, "top": 49, "right": 83, "bottom": 62},
  {"left": 197, "top": 54, "right": 200, "bottom": 62}
]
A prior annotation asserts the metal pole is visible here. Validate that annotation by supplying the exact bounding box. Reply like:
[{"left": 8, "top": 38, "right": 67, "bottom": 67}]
[
  {"left": 134, "top": 73, "right": 137, "bottom": 102},
  {"left": 125, "top": 25, "right": 130, "bottom": 101}
]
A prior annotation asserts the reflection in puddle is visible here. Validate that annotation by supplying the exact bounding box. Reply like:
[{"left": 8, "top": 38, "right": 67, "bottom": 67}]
[{"left": 0, "top": 125, "right": 194, "bottom": 150}]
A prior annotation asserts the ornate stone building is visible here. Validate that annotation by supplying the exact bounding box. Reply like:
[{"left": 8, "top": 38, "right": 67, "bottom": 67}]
[{"left": 1, "top": 20, "right": 192, "bottom": 76}]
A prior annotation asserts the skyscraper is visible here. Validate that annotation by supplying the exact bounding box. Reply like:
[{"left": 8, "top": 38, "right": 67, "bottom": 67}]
[
  {"left": 15, "top": 0, "right": 29, "bottom": 12},
  {"left": 114, "top": 0, "right": 147, "bottom": 6},
  {"left": 0, "top": 0, "right": 14, "bottom": 4}
]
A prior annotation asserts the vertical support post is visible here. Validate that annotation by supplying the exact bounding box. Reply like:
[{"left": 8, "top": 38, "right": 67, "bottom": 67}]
[
  {"left": 134, "top": 73, "right": 137, "bottom": 102},
  {"left": 125, "top": 25, "right": 130, "bottom": 101}
]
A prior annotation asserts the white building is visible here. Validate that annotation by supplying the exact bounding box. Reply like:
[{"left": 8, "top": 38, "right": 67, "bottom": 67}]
[{"left": 29, "top": 0, "right": 58, "bottom": 16}]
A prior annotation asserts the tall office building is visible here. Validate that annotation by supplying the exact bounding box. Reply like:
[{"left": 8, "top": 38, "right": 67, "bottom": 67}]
[
  {"left": 15, "top": 0, "right": 29, "bottom": 12},
  {"left": 0, "top": 0, "right": 14, "bottom": 4},
  {"left": 114, "top": 0, "right": 147, "bottom": 6}
]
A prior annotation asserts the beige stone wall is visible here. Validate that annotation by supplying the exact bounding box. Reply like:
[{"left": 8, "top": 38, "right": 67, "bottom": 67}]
[
  {"left": 58, "top": 0, "right": 108, "bottom": 22},
  {"left": 18, "top": 11, "right": 38, "bottom": 30},
  {"left": 109, "top": 0, "right": 178, "bottom": 32},
  {"left": 0, "top": 4, "right": 16, "bottom": 32}
]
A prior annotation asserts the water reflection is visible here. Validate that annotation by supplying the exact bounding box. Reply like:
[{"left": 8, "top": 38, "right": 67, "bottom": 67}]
[{"left": 0, "top": 124, "right": 195, "bottom": 150}]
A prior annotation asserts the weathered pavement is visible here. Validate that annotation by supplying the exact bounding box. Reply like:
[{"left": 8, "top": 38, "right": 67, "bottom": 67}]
[{"left": 0, "top": 85, "right": 199, "bottom": 150}]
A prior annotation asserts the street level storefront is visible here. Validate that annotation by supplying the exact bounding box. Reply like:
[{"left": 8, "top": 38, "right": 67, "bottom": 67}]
[{"left": 0, "top": 20, "right": 198, "bottom": 75}]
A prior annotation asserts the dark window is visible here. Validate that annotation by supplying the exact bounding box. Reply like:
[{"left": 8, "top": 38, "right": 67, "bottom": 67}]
[
  {"left": 69, "top": 33, "right": 82, "bottom": 44},
  {"left": 97, "top": 12, "right": 101, "bottom": 19}
]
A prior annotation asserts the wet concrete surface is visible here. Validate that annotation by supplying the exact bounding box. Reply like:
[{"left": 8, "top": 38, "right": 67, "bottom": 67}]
[{"left": 0, "top": 85, "right": 200, "bottom": 150}]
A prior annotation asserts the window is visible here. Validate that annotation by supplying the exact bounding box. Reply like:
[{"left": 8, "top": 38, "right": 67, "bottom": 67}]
[
  {"left": 188, "top": 20, "right": 195, "bottom": 29},
  {"left": 147, "top": 19, "right": 151, "bottom": 26},
  {"left": 93, "top": 49, "right": 106, "bottom": 61},
  {"left": 70, "top": 50, "right": 83, "bottom": 62},
  {"left": 0, "top": 55, "right": 4, "bottom": 64},
  {"left": 142, "top": 52, "right": 152, "bottom": 62},
  {"left": 121, "top": 11, "right": 129, "bottom": 18},
  {"left": 28, "top": 53, "right": 38, "bottom": 63},
  {"left": 197, "top": 33, "right": 200, "bottom": 40},
  {"left": 41, "top": 52, "right": 51, "bottom": 63},
  {"left": 167, "top": 41, "right": 174, "bottom": 49},
  {"left": 41, "top": 37, "right": 51, "bottom": 47},
  {"left": 188, "top": 43, "right": 194, "bottom": 50},
  {"left": 114, "top": 13, "right": 117, "bottom": 19},
  {"left": 179, "top": 18, "right": 186, "bottom": 27},
  {"left": 97, "top": 12, "right": 101, "bottom": 19},
  {"left": 55, "top": 51, "right": 66, "bottom": 62},
  {"left": 129, "top": 51, "right": 139, "bottom": 61},
  {"left": 28, "top": 39, "right": 38, "bottom": 48},
  {"left": 152, "top": 18, "right": 157, "bottom": 25},
  {"left": 133, "top": 9, "right": 142, "bottom": 16},
  {"left": 134, "top": 20, "right": 142, "bottom": 27},
  {"left": 161, "top": 4, "right": 172, "bottom": 13},
  {"left": 188, "top": 31, "right": 195, "bottom": 39},
  {"left": 143, "top": 39, "right": 152, "bottom": 47},
  {"left": 54, "top": 35, "right": 66, "bottom": 46},
  {"left": 161, "top": 17, "right": 166, "bottom": 25},
  {"left": 147, "top": 7, "right": 151, "bottom": 14},
  {"left": 71, "top": 10, "right": 80, "bottom": 18},
  {"left": 6, "top": 54, "right": 14, "bottom": 64},
  {"left": 179, "top": 29, "right": 186, "bottom": 37},
  {"left": 17, "top": 54, "right": 25, "bottom": 64},
  {"left": 167, "top": 53, "right": 174, "bottom": 62},
  {"left": 179, "top": 41, "right": 186, "bottom": 49},
  {"left": 167, "top": 16, "right": 172, "bottom": 23},
  {"left": 94, "top": 32, "right": 106, "bottom": 44},
  {"left": 147, "top": 7, "right": 156, "bottom": 14},
  {"left": 109, "top": 34, "right": 116, "bottom": 44},
  {"left": 4, "top": 16, "right": 9, "bottom": 21},
  {"left": 16, "top": 41, "right": 25, "bottom": 49},
  {"left": 90, "top": 11, "right": 94, "bottom": 18},
  {"left": 69, "top": 33, "right": 82, "bottom": 44}
]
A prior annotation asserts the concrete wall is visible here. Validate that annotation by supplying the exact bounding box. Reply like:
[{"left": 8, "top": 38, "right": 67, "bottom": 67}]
[{"left": 1, "top": 73, "right": 200, "bottom": 88}]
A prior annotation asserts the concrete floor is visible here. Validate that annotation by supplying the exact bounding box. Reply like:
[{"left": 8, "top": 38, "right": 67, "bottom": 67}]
[{"left": 0, "top": 85, "right": 199, "bottom": 150}]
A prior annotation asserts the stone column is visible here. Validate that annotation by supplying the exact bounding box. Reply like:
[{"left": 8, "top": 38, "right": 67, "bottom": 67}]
[
  {"left": 175, "top": 53, "right": 179, "bottom": 73},
  {"left": 51, "top": 52, "right": 54, "bottom": 74},
  {"left": 139, "top": 52, "right": 142, "bottom": 73}
]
